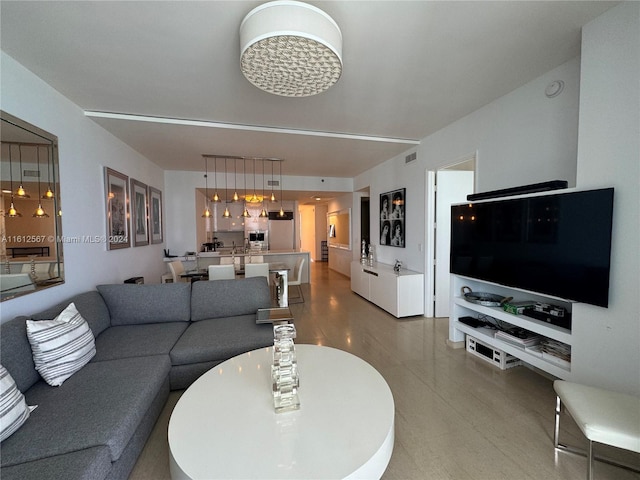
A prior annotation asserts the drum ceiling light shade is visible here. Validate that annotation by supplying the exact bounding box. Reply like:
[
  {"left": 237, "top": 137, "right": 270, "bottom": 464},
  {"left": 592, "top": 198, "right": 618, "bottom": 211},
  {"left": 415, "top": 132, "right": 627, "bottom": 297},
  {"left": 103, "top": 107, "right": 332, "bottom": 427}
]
[{"left": 240, "top": 1, "right": 343, "bottom": 97}]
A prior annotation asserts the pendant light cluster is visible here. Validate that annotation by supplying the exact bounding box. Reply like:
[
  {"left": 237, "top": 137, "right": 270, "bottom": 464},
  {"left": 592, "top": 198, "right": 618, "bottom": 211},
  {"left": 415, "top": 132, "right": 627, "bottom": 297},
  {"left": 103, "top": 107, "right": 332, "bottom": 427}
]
[
  {"left": 2, "top": 142, "right": 55, "bottom": 218},
  {"left": 200, "top": 155, "right": 284, "bottom": 220}
]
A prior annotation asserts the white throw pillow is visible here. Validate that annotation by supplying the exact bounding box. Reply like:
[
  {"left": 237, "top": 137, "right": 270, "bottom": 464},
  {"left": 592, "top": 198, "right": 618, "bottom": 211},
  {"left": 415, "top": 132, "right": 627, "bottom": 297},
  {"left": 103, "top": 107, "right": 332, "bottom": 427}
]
[
  {"left": 26, "top": 302, "right": 96, "bottom": 387},
  {"left": 0, "top": 364, "right": 36, "bottom": 442}
]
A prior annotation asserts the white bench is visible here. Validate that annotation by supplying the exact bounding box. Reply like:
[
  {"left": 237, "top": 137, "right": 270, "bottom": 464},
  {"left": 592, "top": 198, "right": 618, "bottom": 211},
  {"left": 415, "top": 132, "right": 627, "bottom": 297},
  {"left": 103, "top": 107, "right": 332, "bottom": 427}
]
[{"left": 554, "top": 380, "right": 640, "bottom": 479}]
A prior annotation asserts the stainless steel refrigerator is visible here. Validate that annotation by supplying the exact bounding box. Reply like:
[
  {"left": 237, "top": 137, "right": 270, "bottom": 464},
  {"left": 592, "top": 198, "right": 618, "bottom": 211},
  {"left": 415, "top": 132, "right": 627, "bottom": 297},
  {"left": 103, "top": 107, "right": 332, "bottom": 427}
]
[{"left": 268, "top": 218, "right": 295, "bottom": 250}]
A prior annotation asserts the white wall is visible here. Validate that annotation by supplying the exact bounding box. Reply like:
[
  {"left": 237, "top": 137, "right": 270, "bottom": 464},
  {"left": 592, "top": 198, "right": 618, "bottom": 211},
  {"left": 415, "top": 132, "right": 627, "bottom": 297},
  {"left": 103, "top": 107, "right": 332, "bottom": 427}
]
[
  {"left": 327, "top": 194, "right": 355, "bottom": 277},
  {"left": 571, "top": 2, "right": 640, "bottom": 395},
  {"left": 1, "top": 52, "right": 166, "bottom": 322},
  {"left": 355, "top": 57, "right": 581, "bottom": 273},
  {"left": 0, "top": 52, "right": 164, "bottom": 322}
]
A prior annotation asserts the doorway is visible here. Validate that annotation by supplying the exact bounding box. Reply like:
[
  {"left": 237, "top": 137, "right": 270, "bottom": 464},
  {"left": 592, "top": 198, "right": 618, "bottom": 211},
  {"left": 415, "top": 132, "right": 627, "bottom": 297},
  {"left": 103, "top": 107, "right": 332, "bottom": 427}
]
[{"left": 425, "top": 154, "right": 476, "bottom": 318}]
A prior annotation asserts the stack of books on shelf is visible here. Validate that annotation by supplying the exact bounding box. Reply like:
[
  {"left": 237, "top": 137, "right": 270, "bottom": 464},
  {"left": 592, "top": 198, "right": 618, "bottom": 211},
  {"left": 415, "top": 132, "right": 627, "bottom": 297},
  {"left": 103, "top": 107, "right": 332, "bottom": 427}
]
[
  {"left": 494, "top": 327, "right": 541, "bottom": 348},
  {"left": 538, "top": 338, "right": 571, "bottom": 368}
]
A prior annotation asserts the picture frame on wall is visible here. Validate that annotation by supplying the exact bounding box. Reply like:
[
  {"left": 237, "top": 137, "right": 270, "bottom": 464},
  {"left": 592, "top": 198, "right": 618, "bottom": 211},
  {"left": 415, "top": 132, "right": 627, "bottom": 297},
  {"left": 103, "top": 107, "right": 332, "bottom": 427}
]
[
  {"left": 104, "top": 167, "right": 130, "bottom": 250},
  {"left": 148, "top": 186, "right": 164, "bottom": 244},
  {"left": 380, "top": 188, "right": 405, "bottom": 248},
  {"left": 130, "top": 178, "right": 149, "bottom": 247}
]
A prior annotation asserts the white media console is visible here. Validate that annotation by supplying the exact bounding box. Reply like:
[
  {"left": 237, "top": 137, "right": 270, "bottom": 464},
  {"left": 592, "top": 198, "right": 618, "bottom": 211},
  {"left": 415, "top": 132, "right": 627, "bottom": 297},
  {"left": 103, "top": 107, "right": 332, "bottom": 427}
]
[
  {"left": 351, "top": 261, "right": 424, "bottom": 318},
  {"left": 449, "top": 274, "right": 573, "bottom": 379}
]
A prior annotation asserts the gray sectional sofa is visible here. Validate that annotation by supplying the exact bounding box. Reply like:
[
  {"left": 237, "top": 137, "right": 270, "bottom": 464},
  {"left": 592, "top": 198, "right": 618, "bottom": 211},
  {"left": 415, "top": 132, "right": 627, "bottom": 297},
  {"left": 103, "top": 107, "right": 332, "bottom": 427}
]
[{"left": 0, "top": 277, "right": 274, "bottom": 480}]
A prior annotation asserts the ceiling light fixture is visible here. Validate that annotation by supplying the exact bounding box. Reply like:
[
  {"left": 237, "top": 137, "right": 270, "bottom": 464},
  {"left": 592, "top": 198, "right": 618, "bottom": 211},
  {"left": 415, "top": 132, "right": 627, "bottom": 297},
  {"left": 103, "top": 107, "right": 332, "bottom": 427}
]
[
  {"left": 239, "top": 0, "right": 343, "bottom": 97},
  {"left": 211, "top": 156, "right": 220, "bottom": 202},
  {"left": 32, "top": 146, "right": 49, "bottom": 218},
  {"left": 270, "top": 160, "right": 277, "bottom": 202},
  {"left": 260, "top": 159, "right": 269, "bottom": 217},
  {"left": 5, "top": 144, "right": 22, "bottom": 217},
  {"left": 241, "top": 157, "right": 251, "bottom": 218},
  {"left": 222, "top": 158, "right": 231, "bottom": 218},
  {"left": 202, "top": 156, "right": 212, "bottom": 218},
  {"left": 278, "top": 161, "right": 286, "bottom": 217},
  {"left": 42, "top": 144, "right": 55, "bottom": 200},
  {"left": 15, "top": 145, "right": 29, "bottom": 198}
]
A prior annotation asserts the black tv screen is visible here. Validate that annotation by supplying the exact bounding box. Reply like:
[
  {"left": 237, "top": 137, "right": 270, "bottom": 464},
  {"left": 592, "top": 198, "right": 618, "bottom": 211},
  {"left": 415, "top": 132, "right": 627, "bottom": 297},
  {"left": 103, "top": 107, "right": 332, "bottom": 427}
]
[{"left": 450, "top": 188, "right": 614, "bottom": 307}]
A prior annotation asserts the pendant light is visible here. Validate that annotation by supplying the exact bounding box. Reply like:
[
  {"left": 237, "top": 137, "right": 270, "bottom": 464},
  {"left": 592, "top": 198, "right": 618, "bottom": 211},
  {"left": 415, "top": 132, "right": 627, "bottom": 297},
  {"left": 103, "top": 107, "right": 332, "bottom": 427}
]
[
  {"left": 278, "top": 160, "right": 286, "bottom": 217},
  {"left": 259, "top": 159, "right": 268, "bottom": 217},
  {"left": 202, "top": 156, "right": 212, "bottom": 218},
  {"left": 241, "top": 158, "right": 251, "bottom": 218},
  {"left": 270, "top": 160, "right": 277, "bottom": 202},
  {"left": 232, "top": 158, "right": 239, "bottom": 202},
  {"left": 32, "top": 146, "right": 49, "bottom": 218},
  {"left": 249, "top": 158, "right": 260, "bottom": 204},
  {"left": 211, "top": 156, "right": 220, "bottom": 202},
  {"left": 6, "top": 145, "right": 22, "bottom": 217},
  {"left": 222, "top": 158, "right": 231, "bottom": 218},
  {"left": 42, "top": 144, "right": 55, "bottom": 199},
  {"left": 15, "top": 145, "right": 29, "bottom": 198}
]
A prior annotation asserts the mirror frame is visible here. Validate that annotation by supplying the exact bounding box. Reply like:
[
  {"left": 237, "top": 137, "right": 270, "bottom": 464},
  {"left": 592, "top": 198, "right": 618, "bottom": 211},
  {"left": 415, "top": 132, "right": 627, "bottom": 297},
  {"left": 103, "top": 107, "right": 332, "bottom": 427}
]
[{"left": 1, "top": 110, "right": 64, "bottom": 301}]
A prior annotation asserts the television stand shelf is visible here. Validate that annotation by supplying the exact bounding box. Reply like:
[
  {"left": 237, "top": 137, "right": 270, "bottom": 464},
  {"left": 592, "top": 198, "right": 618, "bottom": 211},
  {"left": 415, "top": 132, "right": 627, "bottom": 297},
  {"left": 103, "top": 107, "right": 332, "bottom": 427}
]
[{"left": 450, "top": 275, "right": 573, "bottom": 379}]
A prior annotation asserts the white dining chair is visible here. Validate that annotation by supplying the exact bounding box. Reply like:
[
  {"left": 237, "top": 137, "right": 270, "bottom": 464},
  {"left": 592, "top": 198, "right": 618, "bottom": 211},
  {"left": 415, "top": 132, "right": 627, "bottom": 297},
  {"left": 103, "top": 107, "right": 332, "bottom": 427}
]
[
  {"left": 208, "top": 264, "right": 236, "bottom": 280},
  {"left": 168, "top": 260, "right": 187, "bottom": 283},
  {"left": 287, "top": 257, "right": 305, "bottom": 303},
  {"left": 244, "top": 263, "right": 269, "bottom": 285}
]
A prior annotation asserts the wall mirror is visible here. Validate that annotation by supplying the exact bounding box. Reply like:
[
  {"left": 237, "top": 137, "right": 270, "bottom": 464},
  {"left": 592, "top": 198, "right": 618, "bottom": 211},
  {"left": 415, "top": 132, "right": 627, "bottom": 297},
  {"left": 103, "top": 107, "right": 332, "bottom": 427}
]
[
  {"left": 1, "top": 111, "right": 64, "bottom": 301},
  {"left": 327, "top": 208, "right": 351, "bottom": 250}
]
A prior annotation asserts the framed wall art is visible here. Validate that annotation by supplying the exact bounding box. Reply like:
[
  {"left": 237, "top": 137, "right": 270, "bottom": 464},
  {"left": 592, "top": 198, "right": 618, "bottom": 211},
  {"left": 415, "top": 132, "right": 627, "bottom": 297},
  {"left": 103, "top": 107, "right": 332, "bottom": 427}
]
[
  {"left": 104, "top": 167, "right": 130, "bottom": 250},
  {"left": 148, "top": 186, "right": 164, "bottom": 244},
  {"left": 380, "top": 188, "right": 405, "bottom": 248},
  {"left": 130, "top": 178, "right": 149, "bottom": 247}
]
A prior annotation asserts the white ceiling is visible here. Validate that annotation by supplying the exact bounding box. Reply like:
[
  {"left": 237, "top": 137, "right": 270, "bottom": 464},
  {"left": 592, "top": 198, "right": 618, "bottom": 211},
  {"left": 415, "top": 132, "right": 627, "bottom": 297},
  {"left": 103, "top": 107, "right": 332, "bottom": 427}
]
[{"left": 1, "top": 1, "right": 616, "bottom": 182}]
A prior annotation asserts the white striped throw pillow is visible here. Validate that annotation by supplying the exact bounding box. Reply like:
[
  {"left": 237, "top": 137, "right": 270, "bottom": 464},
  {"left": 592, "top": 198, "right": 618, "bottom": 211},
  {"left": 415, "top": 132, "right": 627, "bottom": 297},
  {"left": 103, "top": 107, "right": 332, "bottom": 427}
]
[
  {"left": 26, "top": 302, "right": 96, "bottom": 387},
  {"left": 0, "top": 364, "right": 35, "bottom": 442}
]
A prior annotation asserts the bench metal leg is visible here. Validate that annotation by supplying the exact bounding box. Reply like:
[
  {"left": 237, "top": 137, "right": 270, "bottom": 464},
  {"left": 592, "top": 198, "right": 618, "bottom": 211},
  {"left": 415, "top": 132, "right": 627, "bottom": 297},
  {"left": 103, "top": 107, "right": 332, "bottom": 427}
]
[{"left": 554, "top": 395, "right": 640, "bottom": 479}]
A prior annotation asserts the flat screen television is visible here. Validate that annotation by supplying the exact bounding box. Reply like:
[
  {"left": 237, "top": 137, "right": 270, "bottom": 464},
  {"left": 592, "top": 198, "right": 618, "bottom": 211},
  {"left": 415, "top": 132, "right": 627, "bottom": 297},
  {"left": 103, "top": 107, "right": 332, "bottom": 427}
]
[{"left": 450, "top": 188, "right": 614, "bottom": 307}]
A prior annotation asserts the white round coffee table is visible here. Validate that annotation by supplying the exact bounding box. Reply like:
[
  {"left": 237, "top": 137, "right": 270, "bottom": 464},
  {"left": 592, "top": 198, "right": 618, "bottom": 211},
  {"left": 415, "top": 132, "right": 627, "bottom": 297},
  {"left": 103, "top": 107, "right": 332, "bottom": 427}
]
[{"left": 168, "top": 344, "right": 395, "bottom": 479}]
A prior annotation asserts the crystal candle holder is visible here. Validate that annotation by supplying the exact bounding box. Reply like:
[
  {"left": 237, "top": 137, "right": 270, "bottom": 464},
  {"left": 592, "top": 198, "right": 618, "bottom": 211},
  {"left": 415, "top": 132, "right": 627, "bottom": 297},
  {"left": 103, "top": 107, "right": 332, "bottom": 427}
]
[{"left": 272, "top": 322, "right": 300, "bottom": 413}]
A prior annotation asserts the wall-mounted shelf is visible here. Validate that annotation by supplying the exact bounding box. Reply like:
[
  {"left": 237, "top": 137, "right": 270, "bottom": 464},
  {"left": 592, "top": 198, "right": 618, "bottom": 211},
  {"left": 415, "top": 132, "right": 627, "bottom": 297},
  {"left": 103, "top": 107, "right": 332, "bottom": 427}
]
[{"left": 450, "top": 275, "right": 572, "bottom": 379}]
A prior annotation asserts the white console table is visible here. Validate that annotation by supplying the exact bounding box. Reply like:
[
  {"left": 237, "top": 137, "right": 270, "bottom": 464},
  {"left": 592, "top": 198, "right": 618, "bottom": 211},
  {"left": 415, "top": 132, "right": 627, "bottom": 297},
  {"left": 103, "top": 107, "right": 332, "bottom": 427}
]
[{"left": 350, "top": 261, "right": 424, "bottom": 318}]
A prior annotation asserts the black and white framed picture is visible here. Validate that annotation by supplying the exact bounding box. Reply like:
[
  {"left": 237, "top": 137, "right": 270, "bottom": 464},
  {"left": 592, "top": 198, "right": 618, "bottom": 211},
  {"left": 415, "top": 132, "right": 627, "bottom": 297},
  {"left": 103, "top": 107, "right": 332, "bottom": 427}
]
[
  {"left": 130, "top": 178, "right": 149, "bottom": 247},
  {"left": 380, "top": 188, "right": 405, "bottom": 247},
  {"left": 104, "top": 167, "right": 130, "bottom": 250},
  {"left": 148, "top": 186, "right": 163, "bottom": 244}
]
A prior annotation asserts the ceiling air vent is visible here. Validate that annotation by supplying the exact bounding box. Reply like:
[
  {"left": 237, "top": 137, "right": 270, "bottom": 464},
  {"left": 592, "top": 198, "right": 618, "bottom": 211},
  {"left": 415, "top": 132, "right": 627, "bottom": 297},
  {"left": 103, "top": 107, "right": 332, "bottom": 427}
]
[
  {"left": 405, "top": 152, "right": 417, "bottom": 164},
  {"left": 267, "top": 180, "right": 280, "bottom": 187},
  {"left": 23, "top": 170, "right": 41, "bottom": 177}
]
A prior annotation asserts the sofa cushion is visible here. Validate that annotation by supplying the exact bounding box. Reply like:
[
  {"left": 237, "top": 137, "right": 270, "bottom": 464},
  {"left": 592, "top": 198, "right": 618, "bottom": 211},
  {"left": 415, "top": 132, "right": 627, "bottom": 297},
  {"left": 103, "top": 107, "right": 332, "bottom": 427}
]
[
  {"left": 92, "top": 322, "right": 188, "bottom": 362},
  {"left": 0, "top": 318, "right": 40, "bottom": 394},
  {"left": 170, "top": 314, "right": 274, "bottom": 366},
  {"left": 190, "top": 277, "right": 271, "bottom": 321},
  {"left": 97, "top": 283, "right": 191, "bottom": 325},
  {"left": 0, "top": 446, "right": 112, "bottom": 480},
  {"left": 0, "top": 365, "right": 34, "bottom": 442},
  {"left": 29, "top": 291, "right": 111, "bottom": 338},
  {"left": 26, "top": 303, "right": 96, "bottom": 387},
  {"left": 0, "top": 355, "right": 171, "bottom": 466}
]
